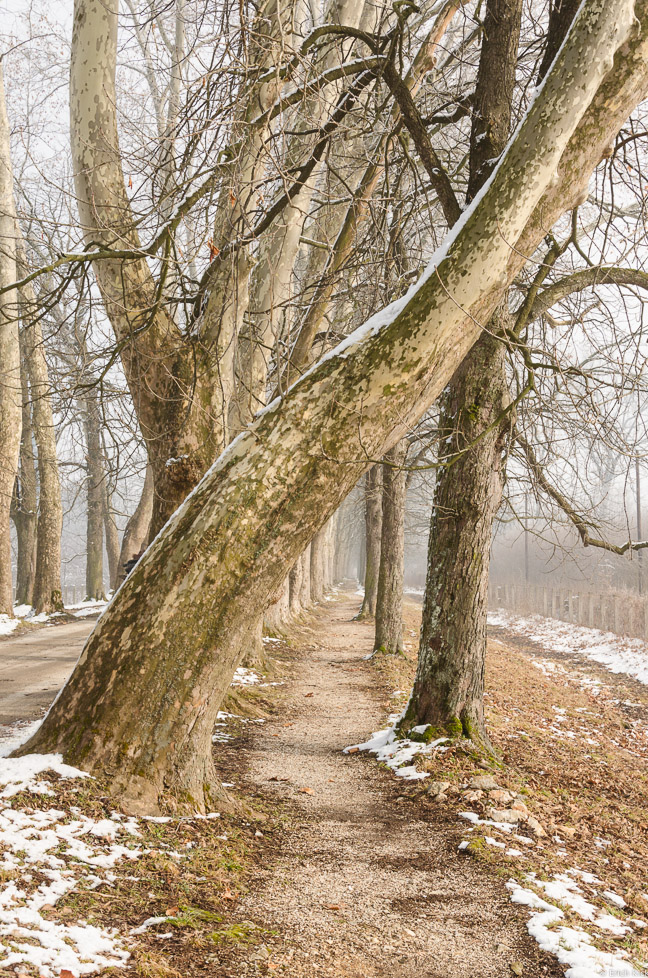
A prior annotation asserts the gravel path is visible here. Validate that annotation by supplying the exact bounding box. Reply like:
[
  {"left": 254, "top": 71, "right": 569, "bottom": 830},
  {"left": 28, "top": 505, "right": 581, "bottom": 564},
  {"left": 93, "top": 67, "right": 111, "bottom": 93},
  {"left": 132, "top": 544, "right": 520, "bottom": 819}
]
[{"left": 223, "top": 592, "right": 562, "bottom": 977}]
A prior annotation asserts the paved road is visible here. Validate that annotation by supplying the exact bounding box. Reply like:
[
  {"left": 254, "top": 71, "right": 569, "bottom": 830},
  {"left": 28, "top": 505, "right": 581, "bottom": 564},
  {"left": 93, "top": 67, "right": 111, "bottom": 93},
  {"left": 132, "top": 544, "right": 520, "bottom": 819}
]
[{"left": 0, "top": 619, "right": 96, "bottom": 725}]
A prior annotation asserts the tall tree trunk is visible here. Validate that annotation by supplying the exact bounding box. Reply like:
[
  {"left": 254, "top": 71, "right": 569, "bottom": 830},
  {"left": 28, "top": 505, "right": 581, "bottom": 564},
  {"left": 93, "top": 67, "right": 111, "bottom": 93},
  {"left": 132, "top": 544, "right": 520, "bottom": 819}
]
[
  {"left": 404, "top": 331, "right": 509, "bottom": 741},
  {"left": 358, "top": 466, "right": 382, "bottom": 617},
  {"left": 103, "top": 485, "right": 120, "bottom": 591},
  {"left": 310, "top": 531, "right": 325, "bottom": 603},
  {"left": 299, "top": 545, "right": 311, "bottom": 609},
  {"left": 0, "top": 65, "right": 21, "bottom": 616},
  {"left": 408, "top": 0, "right": 575, "bottom": 746},
  {"left": 117, "top": 463, "right": 153, "bottom": 584},
  {"left": 12, "top": 344, "right": 37, "bottom": 606},
  {"left": 17, "top": 239, "right": 64, "bottom": 614},
  {"left": 84, "top": 391, "right": 106, "bottom": 601},
  {"left": 19, "top": 4, "right": 645, "bottom": 811},
  {"left": 289, "top": 557, "right": 303, "bottom": 615},
  {"left": 374, "top": 441, "right": 407, "bottom": 653}
]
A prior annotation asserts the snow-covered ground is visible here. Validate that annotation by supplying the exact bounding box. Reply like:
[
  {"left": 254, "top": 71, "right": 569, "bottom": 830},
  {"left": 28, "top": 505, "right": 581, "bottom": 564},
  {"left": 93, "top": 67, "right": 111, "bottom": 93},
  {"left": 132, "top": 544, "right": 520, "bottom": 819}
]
[{"left": 488, "top": 609, "right": 648, "bottom": 685}]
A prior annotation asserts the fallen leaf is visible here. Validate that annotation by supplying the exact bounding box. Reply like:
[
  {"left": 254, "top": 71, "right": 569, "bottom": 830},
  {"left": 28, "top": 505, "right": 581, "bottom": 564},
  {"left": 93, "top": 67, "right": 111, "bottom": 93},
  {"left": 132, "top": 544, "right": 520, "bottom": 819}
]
[
  {"left": 304, "top": 692, "right": 314, "bottom": 698},
  {"left": 60, "top": 971, "right": 76, "bottom": 978},
  {"left": 165, "top": 906, "right": 179, "bottom": 916},
  {"left": 347, "top": 747, "right": 360, "bottom": 754},
  {"left": 510, "top": 963, "right": 523, "bottom": 976},
  {"left": 222, "top": 887, "right": 238, "bottom": 901},
  {"left": 324, "top": 904, "right": 341, "bottom": 911},
  {"left": 299, "top": 787, "right": 314, "bottom": 795}
]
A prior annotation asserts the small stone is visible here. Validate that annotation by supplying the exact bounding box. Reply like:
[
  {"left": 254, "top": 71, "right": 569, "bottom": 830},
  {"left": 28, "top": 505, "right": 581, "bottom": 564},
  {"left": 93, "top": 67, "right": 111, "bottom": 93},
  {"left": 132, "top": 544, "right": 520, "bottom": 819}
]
[
  {"left": 427, "top": 780, "right": 451, "bottom": 796},
  {"left": 526, "top": 816, "right": 546, "bottom": 837},
  {"left": 511, "top": 800, "right": 528, "bottom": 814},
  {"left": 433, "top": 792, "right": 448, "bottom": 803},
  {"left": 462, "top": 789, "right": 483, "bottom": 803},
  {"left": 470, "top": 774, "right": 500, "bottom": 791},
  {"left": 486, "top": 807, "right": 523, "bottom": 824},
  {"left": 489, "top": 789, "right": 514, "bottom": 805},
  {"left": 510, "top": 962, "right": 523, "bottom": 976}
]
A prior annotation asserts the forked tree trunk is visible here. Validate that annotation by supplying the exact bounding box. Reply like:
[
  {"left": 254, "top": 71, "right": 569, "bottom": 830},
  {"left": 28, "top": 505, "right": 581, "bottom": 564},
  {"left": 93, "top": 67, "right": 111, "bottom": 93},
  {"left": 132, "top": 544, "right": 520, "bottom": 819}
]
[
  {"left": 403, "top": 332, "right": 509, "bottom": 742},
  {"left": 12, "top": 347, "right": 37, "bottom": 606},
  {"left": 117, "top": 463, "right": 153, "bottom": 584},
  {"left": 374, "top": 441, "right": 407, "bottom": 653},
  {"left": 358, "top": 466, "right": 382, "bottom": 618},
  {"left": 19, "top": 4, "right": 645, "bottom": 811},
  {"left": 0, "top": 65, "right": 21, "bottom": 616}
]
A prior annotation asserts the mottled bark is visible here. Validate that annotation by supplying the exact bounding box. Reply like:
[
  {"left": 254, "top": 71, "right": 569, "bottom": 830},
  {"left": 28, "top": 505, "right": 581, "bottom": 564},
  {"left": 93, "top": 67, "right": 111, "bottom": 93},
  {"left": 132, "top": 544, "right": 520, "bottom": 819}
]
[
  {"left": 374, "top": 442, "right": 407, "bottom": 654},
  {"left": 0, "top": 65, "right": 21, "bottom": 615},
  {"left": 17, "top": 239, "right": 64, "bottom": 614},
  {"left": 405, "top": 332, "right": 509, "bottom": 741},
  {"left": 19, "top": 3, "right": 645, "bottom": 812},
  {"left": 358, "top": 466, "right": 382, "bottom": 618},
  {"left": 117, "top": 463, "right": 153, "bottom": 583}
]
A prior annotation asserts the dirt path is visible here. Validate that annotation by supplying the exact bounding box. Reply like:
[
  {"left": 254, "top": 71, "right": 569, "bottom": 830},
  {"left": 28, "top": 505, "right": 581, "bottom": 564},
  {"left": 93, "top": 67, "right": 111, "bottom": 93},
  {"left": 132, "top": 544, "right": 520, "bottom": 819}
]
[
  {"left": 222, "top": 593, "right": 562, "bottom": 977},
  {"left": 0, "top": 619, "right": 95, "bottom": 725}
]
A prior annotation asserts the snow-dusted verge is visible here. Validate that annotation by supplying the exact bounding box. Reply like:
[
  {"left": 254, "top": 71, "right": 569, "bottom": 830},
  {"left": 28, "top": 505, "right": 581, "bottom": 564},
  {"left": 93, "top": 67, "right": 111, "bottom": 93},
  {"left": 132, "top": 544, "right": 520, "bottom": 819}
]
[
  {"left": 344, "top": 714, "right": 449, "bottom": 780},
  {"left": 0, "top": 750, "right": 226, "bottom": 976},
  {"left": 0, "top": 615, "right": 21, "bottom": 637},
  {"left": 488, "top": 609, "right": 648, "bottom": 685},
  {"left": 456, "top": 810, "right": 648, "bottom": 977},
  {"left": 507, "top": 875, "right": 646, "bottom": 978},
  {"left": 0, "top": 754, "right": 137, "bottom": 975}
]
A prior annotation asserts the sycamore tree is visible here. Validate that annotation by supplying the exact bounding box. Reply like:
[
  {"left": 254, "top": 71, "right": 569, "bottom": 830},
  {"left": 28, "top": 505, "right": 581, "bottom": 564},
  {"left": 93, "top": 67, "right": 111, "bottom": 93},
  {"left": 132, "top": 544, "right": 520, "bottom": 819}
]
[{"left": 15, "top": 0, "right": 648, "bottom": 813}]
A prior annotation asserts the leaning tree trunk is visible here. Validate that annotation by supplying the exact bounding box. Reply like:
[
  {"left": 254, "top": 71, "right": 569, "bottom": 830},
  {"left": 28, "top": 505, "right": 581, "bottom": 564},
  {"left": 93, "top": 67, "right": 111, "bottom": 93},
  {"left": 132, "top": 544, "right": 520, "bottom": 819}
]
[
  {"left": 0, "top": 64, "right": 21, "bottom": 616},
  {"left": 403, "top": 332, "right": 509, "bottom": 741},
  {"left": 12, "top": 345, "right": 37, "bottom": 606},
  {"left": 117, "top": 463, "right": 153, "bottom": 585},
  {"left": 358, "top": 466, "right": 382, "bottom": 618},
  {"left": 83, "top": 391, "right": 106, "bottom": 601},
  {"left": 373, "top": 441, "right": 407, "bottom": 654},
  {"left": 17, "top": 240, "right": 64, "bottom": 614},
  {"left": 19, "top": 3, "right": 645, "bottom": 812}
]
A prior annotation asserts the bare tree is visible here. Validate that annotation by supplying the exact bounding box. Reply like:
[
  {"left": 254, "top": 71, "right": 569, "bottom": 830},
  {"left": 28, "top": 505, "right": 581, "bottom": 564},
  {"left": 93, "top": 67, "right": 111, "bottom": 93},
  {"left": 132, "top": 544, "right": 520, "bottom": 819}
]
[{"left": 18, "top": 0, "right": 643, "bottom": 811}]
